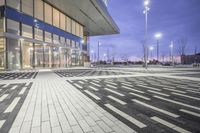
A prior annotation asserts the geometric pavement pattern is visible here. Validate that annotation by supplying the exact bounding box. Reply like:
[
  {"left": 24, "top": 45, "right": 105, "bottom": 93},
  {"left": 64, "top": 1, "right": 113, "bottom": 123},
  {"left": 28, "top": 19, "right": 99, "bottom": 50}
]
[
  {"left": 0, "top": 82, "right": 32, "bottom": 133},
  {"left": 68, "top": 76, "right": 200, "bottom": 133}
]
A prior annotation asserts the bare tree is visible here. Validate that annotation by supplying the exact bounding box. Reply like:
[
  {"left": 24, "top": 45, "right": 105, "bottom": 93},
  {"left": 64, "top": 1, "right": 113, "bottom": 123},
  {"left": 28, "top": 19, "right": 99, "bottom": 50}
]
[
  {"left": 194, "top": 45, "right": 198, "bottom": 55},
  {"left": 177, "top": 37, "right": 188, "bottom": 56}
]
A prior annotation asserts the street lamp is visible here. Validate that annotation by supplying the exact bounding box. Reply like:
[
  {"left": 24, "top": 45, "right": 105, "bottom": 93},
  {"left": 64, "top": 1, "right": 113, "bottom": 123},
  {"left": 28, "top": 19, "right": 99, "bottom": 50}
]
[
  {"left": 143, "top": 0, "right": 150, "bottom": 68},
  {"left": 154, "top": 32, "right": 162, "bottom": 62},
  {"left": 169, "top": 41, "right": 174, "bottom": 66},
  {"left": 149, "top": 46, "right": 154, "bottom": 60},
  {"left": 91, "top": 50, "right": 94, "bottom": 62},
  {"left": 97, "top": 41, "right": 101, "bottom": 62}
]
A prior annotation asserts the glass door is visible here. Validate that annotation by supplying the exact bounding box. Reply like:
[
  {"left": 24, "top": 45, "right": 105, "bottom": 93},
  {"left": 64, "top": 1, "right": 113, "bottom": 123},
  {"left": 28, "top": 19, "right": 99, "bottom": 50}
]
[
  {"left": 22, "top": 41, "right": 33, "bottom": 69},
  {"left": 35, "top": 43, "right": 44, "bottom": 68}
]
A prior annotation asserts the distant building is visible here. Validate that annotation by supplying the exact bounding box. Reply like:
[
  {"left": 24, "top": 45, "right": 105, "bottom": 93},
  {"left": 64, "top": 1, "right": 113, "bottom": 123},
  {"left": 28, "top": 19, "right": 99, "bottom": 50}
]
[{"left": 181, "top": 53, "right": 200, "bottom": 64}]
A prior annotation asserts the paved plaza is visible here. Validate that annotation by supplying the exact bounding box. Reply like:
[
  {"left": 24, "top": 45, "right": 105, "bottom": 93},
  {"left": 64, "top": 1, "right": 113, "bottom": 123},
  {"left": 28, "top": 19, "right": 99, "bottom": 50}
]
[{"left": 0, "top": 68, "right": 200, "bottom": 133}]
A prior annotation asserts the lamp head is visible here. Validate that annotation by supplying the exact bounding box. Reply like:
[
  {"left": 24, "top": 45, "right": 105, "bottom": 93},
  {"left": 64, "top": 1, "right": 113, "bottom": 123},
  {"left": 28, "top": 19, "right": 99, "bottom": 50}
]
[
  {"left": 154, "top": 32, "right": 162, "bottom": 39},
  {"left": 144, "top": 0, "right": 149, "bottom": 6}
]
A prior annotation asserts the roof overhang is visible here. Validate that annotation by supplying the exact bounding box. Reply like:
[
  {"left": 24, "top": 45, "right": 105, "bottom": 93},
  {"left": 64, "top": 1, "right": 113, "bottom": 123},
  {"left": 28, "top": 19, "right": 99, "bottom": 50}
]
[{"left": 44, "top": 0, "right": 120, "bottom": 36}]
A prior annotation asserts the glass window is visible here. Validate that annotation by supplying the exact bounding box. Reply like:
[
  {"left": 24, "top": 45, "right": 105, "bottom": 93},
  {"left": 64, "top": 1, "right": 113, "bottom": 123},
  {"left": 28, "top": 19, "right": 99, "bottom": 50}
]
[
  {"left": 44, "top": 45, "right": 51, "bottom": 68},
  {"left": 44, "top": 3, "right": 52, "bottom": 25},
  {"left": 7, "top": 0, "right": 20, "bottom": 10},
  {"left": 66, "top": 39, "right": 70, "bottom": 47},
  {"left": 72, "top": 20, "right": 76, "bottom": 35},
  {"left": 22, "top": 24, "right": 33, "bottom": 38},
  {"left": 53, "top": 8, "right": 60, "bottom": 28},
  {"left": 53, "top": 34, "right": 59, "bottom": 44},
  {"left": 45, "top": 31, "right": 52, "bottom": 43},
  {"left": 22, "top": 41, "right": 33, "bottom": 68},
  {"left": 80, "top": 25, "right": 83, "bottom": 38},
  {"left": 60, "top": 37, "right": 65, "bottom": 45},
  {"left": 76, "top": 23, "right": 80, "bottom": 37},
  {"left": 71, "top": 41, "right": 75, "bottom": 48},
  {"left": 71, "top": 50, "right": 79, "bottom": 66},
  {"left": 0, "top": 38, "right": 5, "bottom": 69},
  {"left": 34, "top": 0, "right": 43, "bottom": 20},
  {"left": 52, "top": 47, "right": 59, "bottom": 67},
  {"left": 60, "top": 48, "right": 67, "bottom": 67},
  {"left": 35, "top": 43, "right": 44, "bottom": 68},
  {"left": 60, "top": 12, "right": 65, "bottom": 30},
  {"left": 22, "top": 0, "right": 33, "bottom": 16},
  {"left": 66, "top": 16, "right": 71, "bottom": 33},
  {"left": 0, "top": 17, "right": 4, "bottom": 33},
  {"left": 35, "top": 28, "right": 43, "bottom": 41},
  {"left": 7, "top": 19, "right": 20, "bottom": 35},
  {"left": 7, "top": 38, "right": 21, "bottom": 69},
  {"left": 76, "top": 42, "right": 80, "bottom": 49}
]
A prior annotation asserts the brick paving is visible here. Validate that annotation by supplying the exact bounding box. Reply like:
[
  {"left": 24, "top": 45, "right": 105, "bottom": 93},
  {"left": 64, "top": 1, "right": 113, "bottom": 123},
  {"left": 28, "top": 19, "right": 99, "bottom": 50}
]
[{"left": 0, "top": 68, "right": 199, "bottom": 133}]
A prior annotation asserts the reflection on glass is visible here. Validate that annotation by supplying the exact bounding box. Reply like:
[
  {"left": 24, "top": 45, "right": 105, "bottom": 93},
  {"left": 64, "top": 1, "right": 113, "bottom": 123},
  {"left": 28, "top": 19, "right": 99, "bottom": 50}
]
[
  {"left": 22, "top": 24, "right": 33, "bottom": 38},
  {"left": 44, "top": 45, "right": 51, "bottom": 67},
  {"left": 35, "top": 28, "right": 43, "bottom": 41},
  {"left": 22, "top": 41, "right": 33, "bottom": 69},
  {"left": 0, "top": 38, "right": 5, "bottom": 69},
  {"left": 52, "top": 47, "right": 59, "bottom": 67},
  {"left": 7, "top": 19, "right": 19, "bottom": 35},
  {"left": 35, "top": 43, "right": 43, "bottom": 68},
  {"left": 7, "top": 38, "right": 21, "bottom": 69},
  {"left": 60, "top": 48, "right": 67, "bottom": 68},
  {"left": 71, "top": 50, "right": 80, "bottom": 66}
]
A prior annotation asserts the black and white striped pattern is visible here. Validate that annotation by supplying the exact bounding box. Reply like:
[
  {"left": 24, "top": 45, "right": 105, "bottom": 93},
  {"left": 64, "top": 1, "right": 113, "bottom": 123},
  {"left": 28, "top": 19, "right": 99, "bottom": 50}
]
[
  {"left": 0, "top": 83, "right": 32, "bottom": 133},
  {"left": 68, "top": 76, "right": 200, "bottom": 133}
]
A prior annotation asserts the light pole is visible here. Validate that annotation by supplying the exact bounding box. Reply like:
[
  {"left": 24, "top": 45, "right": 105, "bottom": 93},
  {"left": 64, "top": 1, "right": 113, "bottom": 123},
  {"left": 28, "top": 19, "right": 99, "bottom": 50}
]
[
  {"left": 149, "top": 46, "right": 154, "bottom": 60},
  {"left": 169, "top": 41, "right": 174, "bottom": 66},
  {"left": 91, "top": 50, "right": 94, "bottom": 62},
  {"left": 143, "top": 0, "right": 150, "bottom": 68},
  {"left": 97, "top": 41, "right": 101, "bottom": 62},
  {"left": 154, "top": 32, "right": 162, "bottom": 62}
]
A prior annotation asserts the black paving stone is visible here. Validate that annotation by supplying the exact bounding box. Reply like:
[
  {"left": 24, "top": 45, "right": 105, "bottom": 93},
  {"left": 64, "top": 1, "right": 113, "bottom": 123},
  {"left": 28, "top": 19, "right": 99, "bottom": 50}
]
[{"left": 67, "top": 76, "right": 200, "bottom": 133}]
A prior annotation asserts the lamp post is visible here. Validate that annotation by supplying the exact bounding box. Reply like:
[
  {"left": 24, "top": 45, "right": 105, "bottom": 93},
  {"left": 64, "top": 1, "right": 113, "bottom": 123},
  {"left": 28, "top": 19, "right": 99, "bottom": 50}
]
[
  {"left": 143, "top": 0, "right": 150, "bottom": 68},
  {"left": 169, "top": 41, "right": 174, "bottom": 66},
  {"left": 149, "top": 46, "right": 154, "bottom": 60},
  {"left": 97, "top": 41, "right": 101, "bottom": 62},
  {"left": 91, "top": 50, "right": 94, "bottom": 62},
  {"left": 154, "top": 32, "right": 162, "bottom": 62}
]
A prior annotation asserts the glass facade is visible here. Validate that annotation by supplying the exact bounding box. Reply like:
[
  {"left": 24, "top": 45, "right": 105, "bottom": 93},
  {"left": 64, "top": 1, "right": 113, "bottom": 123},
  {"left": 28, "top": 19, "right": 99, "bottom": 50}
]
[
  {"left": 35, "top": 43, "right": 43, "bottom": 68},
  {"left": 7, "top": 0, "right": 20, "bottom": 10},
  {"left": 44, "top": 3, "right": 52, "bottom": 25},
  {"left": 22, "top": 0, "right": 33, "bottom": 16},
  {"left": 7, "top": 19, "right": 19, "bottom": 35},
  {"left": 7, "top": 38, "right": 21, "bottom": 69},
  {"left": 22, "top": 41, "right": 33, "bottom": 68},
  {"left": 34, "top": 0, "right": 43, "bottom": 21},
  {"left": 0, "top": 0, "right": 86, "bottom": 70},
  {"left": 53, "top": 8, "right": 60, "bottom": 28},
  {"left": 22, "top": 24, "right": 33, "bottom": 38},
  {"left": 0, "top": 38, "right": 5, "bottom": 70}
]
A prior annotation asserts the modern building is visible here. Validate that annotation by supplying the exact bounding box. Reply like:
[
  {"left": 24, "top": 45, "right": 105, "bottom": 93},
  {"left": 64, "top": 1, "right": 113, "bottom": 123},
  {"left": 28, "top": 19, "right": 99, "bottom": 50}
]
[{"left": 0, "top": 0, "right": 119, "bottom": 70}]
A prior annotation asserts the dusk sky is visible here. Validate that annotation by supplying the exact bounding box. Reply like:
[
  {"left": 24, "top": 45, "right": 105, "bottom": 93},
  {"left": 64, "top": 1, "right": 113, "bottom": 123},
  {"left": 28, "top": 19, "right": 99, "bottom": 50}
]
[{"left": 90, "top": 0, "right": 200, "bottom": 61}]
